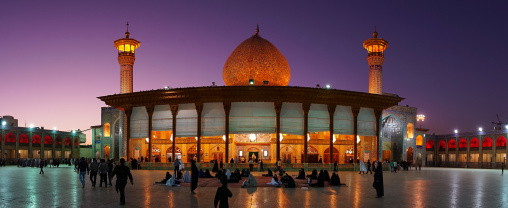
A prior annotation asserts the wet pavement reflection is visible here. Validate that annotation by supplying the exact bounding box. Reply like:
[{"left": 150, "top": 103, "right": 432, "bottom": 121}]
[{"left": 0, "top": 166, "right": 507, "bottom": 207}]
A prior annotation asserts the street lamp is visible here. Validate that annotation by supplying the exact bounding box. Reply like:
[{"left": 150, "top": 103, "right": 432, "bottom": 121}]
[
  {"left": 454, "top": 129, "right": 458, "bottom": 134},
  {"left": 417, "top": 114, "right": 425, "bottom": 128},
  {"left": 478, "top": 127, "right": 483, "bottom": 132}
]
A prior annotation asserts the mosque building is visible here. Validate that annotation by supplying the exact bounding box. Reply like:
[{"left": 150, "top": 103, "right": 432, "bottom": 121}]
[{"left": 94, "top": 25, "right": 427, "bottom": 168}]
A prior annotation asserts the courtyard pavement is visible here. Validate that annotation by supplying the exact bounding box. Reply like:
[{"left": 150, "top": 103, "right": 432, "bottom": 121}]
[{"left": 0, "top": 165, "right": 506, "bottom": 208}]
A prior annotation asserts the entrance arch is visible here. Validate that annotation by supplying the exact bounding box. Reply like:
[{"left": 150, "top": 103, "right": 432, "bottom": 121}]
[
  {"left": 301, "top": 146, "right": 319, "bottom": 163},
  {"left": 281, "top": 145, "right": 295, "bottom": 163},
  {"left": 381, "top": 115, "right": 403, "bottom": 161},
  {"left": 406, "top": 147, "right": 414, "bottom": 163},
  {"left": 187, "top": 145, "right": 203, "bottom": 162},
  {"left": 146, "top": 145, "right": 161, "bottom": 162},
  {"left": 104, "top": 146, "right": 110, "bottom": 159},
  {"left": 324, "top": 147, "right": 339, "bottom": 163},
  {"left": 210, "top": 145, "right": 225, "bottom": 162},
  {"left": 166, "top": 146, "right": 181, "bottom": 162}
]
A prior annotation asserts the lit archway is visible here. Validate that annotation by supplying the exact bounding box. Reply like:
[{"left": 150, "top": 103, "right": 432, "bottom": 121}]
[
  {"left": 470, "top": 138, "right": 479, "bottom": 148},
  {"left": 406, "top": 147, "right": 414, "bottom": 163},
  {"left": 6, "top": 132, "right": 15, "bottom": 143},
  {"left": 104, "top": 146, "right": 110, "bottom": 158},
  {"left": 482, "top": 137, "right": 492, "bottom": 150},
  {"left": 426, "top": 140, "right": 434, "bottom": 149},
  {"left": 496, "top": 136, "right": 506, "bottom": 148},
  {"left": 324, "top": 147, "right": 339, "bottom": 164},
  {"left": 166, "top": 146, "right": 182, "bottom": 162},
  {"left": 459, "top": 138, "right": 467, "bottom": 149},
  {"left": 416, "top": 135, "right": 423, "bottom": 146},
  {"left": 32, "top": 134, "right": 41, "bottom": 145},
  {"left": 407, "top": 123, "right": 414, "bottom": 138},
  {"left": 301, "top": 146, "right": 319, "bottom": 163},
  {"left": 439, "top": 140, "right": 446, "bottom": 150},
  {"left": 44, "top": 135, "right": 53, "bottom": 145},
  {"left": 64, "top": 137, "right": 71, "bottom": 147},
  {"left": 19, "top": 133, "right": 29, "bottom": 144},
  {"left": 449, "top": 139, "right": 456, "bottom": 149}
]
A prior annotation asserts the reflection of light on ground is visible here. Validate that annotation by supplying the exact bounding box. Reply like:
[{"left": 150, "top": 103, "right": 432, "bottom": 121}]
[
  {"left": 413, "top": 179, "right": 426, "bottom": 207},
  {"left": 449, "top": 176, "right": 458, "bottom": 207},
  {"left": 473, "top": 173, "right": 484, "bottom": 207}
]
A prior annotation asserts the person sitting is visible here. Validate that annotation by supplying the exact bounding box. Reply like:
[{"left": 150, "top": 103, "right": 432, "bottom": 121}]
[
  {"left": 155, "top": 172, "right": 172, "bottom": 184},
  {"left": 225, "top": 169, "right": 231, "bottom": 180},
  {"left": 198, "top": 169, "right": 205, "bottom": 178},
  {"left": 228, "top": 174, "right": 239, "bottom": 183},
  {"left": 241, "top": 174, "right": 257, "bottom": 187},
  {"left": 204, "top": 169, "right": 214, "bottom": 178},
  {"left": 323, "top": 170, "right": 330, "bottom": 182},
  {"left": 165, "top": 174, "right": 181, "bottom": 186},
  {"left": 267, "top": 175, "right": 282, "bottom": 186},
  {"left": 240, "top": 169, "right": 246, "bottom": 177},
  {"left": 262, "top": 169, "right": 273, "bottom": 177},
  {"left": 182, "top": 170, "right": 192, "bottom": 183},
  {"left": 215, "top": 169, "right": 224, "bottom": 180},
  {"left": 295, "top": 168, "right": 306, "bottom": 179},
  {"left": 310, "top": 174, "right": 325, "bottom": 187},
  {"left": 329, "top": 171, "right": 346, "bottom": 186},
  {"left": 243, "top": 169, "right": 251, "bottom": 177},
  {"left": 307, "top": 169, "right": 318, "bottom": 179},
  {"left": 233, "top": 169, "right": 242, "bottom": 180},
  {"left": 282, "top": 173, "right": 296, "bottom": 188}
]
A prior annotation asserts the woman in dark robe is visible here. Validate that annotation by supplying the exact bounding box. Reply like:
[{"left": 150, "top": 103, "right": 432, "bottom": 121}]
[
  {"left": 296, "top": 168, "right": 306, "bottom": 179},
  {"left": 199, "top": 169, "right": 205, "bottom": 178},
  {"left": 334, "top": 161, "right": 338, "bottom": 171},
  {"left": 323, "top": 170, "right": 330, "bottom": 181},
  {"left": 233, "top": 169, "right": 242, "bottom": 180},
  {"left": 204, "top": 169, "right": 214, "bottom": 178},
  {"left": 373, "top": 161, "right": 384, "bottom": 198},
  {"left": 310, "top": 172, "right": 325, "bottom": 187},
  {"left": 212, "top": 159, "right": 219, "bottom": 172},
  {"left": 307, "top": 169, "right": 318, "bottom": 179},
  {"left": 214, "top": 176, "right": 233, "bottom": 208},
  {"left": 262, "top": 169, "right": 273, "bottom": 177},
  {"left": 191, "top": 160, "right": 198, "bottom": 194},
  {"left": 156, "top": 172, "right": 172, "bottom": 184},
  {"left": 329, "top": 171, "right": 346, "bottom": 186}
]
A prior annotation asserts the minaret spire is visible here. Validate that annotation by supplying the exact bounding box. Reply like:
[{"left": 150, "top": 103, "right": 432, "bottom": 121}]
[
  {"left": 255, "top": 24, "right": 259, "bottom": 35},
  {"left": 363, "top": 28, "right": 388, "bottom": 94},
  {"left": 125, "top": 22, "right": 130, "bottom": 38}
]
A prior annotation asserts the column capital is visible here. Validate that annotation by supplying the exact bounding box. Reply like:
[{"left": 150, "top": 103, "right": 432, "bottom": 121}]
[
  {"left": 302, "top": 103, "right": 311, "bottom": 114},
  {"left": 170, "top": 104, "right": 179, "bottom": 116},
  {"left": 223, "top": 101, "right": 231, "bottom": 116},
  {"left": 195, "top": 102, "right": 203, "bottom": 116},
  {"left": 327, "top": 104, "right": 336, "bottom": 117},
  {"left": 145, "top": 105, "right": 155, "bottom": 116},
  {"left": 274, "top": 102, "right": 282, "bottom": 114},
  {"left": 352, "top": 107, "right": 360, "bottom": 117}
]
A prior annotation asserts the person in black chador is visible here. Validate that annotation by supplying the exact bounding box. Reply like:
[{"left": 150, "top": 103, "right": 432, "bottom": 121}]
[
  {"left": 262, "top": 169, "right": 273, "bottom": 177},
  {"left": 296, "top": 168, "right": 306, "bottom": 179},
  {"left": 307, "top": 169, "right": 318, "bottom": 179},
  {"left": 373, "top": 161, "right": 384, "bottom": 198},
  {"left": 155, "top": 172, "right": 172, "bottom": 184},
  {"left": 212, "top": 159, "right": 219, "bottom": 172},
  {"left": 366, "top": 160, "right": 373, "bottom": 174},
  {"left": 334, "top": 161, "right": 338, "bottom": 171},
  {"left": 214, "top": 176, "right": 233, "bottom": 208},
  {"left": 204, "top": 169, "right": 214, "bottom": 178},
  {"left": 329, "top": 171, "right": 346, "bottom": 186},
  {"left": 111, "top": 158, "right": 133, "bottom": 205},
  {"left": 219, "top": 159, "right": 224, "bottom": 170},
  {"left": 39, "top": 159, "right": 45, "bottom": 174},
  {"left": 322, "top": 170, "right": 330, "bottom": 181},
  {"left": 191, "top": 159, "right": 198, "bottom": 194},
  {"left": 310, "top": 171, "right": 325, "bottom": 187}
]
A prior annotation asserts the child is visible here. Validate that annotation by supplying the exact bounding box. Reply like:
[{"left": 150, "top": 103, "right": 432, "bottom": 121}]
[{"left": 214, "top": 176, "right": 233, "bottom": 208}]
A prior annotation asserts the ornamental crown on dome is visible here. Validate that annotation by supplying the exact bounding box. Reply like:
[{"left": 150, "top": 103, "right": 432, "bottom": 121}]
[{"left": 223, "top": 26, "right": 290, "bottom": 86}]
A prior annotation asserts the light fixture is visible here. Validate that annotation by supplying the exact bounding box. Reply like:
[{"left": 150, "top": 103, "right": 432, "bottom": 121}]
[
  {"left": 1, "top": 121, "right": 6, "bottom": 126},
  {"left": 145, "top": 138, "right": 149, "bottom": 143},
  {"left": 222, "top": 135, "right": 226, "bottom": 141},
  {"left": 249, "top": 79, "right": 254, "bottom": 85},
  {"left": 505, "top": 125, "right": 508, "bottom": 130},
  {"left": 280, "top": 133, "right": 283, "bottom": 142},
  {"left": 249, "top": 134, "right": 256, "bottom": 141},
  {"left": 454, "top": 129, "right": 458, "bottom": 134},
  {"left": 170, "top": 134, "right": 173, "bottom": 141},
  {"left": 264, "top": 151, "right": 268, "bottom": 157},
  {"left": 53, "top": 127, "right": 57, "bottom": 131},
  {"left": 72, "top": 130, "right": 76, "bottom": 134},
  {"left": 326, "top": 84, "right": 331, "bottom": 89},
  {"left": 479, "top": 127, "right": 483, "bottom": 132},
  {"left": 239, "top": 151, "right": 243, "bottom": 156},
  {"left": 164, "top": 86, "right": 169, "bottom": 89},
  {"left": 333, "top": 134, "right": 337, "bottom": 143},
  {"left": 357, "top": 135, "right": 360, "bottom": 144},
  {"left": 29, "top": 124, "right": 34, "bottom": 128},
  {"left": 307, "top": 133, "right": 310, "bottom": 141},
  {"left": 195, "top": 137, "right": 198, "bottom": 141}
]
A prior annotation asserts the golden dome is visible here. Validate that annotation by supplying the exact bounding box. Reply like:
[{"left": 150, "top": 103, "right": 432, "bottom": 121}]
[{"left": 223, "top": 28, "right": 290, "bottom": 86}]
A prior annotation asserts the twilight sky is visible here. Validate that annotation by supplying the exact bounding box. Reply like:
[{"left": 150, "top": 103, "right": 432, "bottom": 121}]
[{"left": 1, "top": 1, "right": 507, "bottom": 144}]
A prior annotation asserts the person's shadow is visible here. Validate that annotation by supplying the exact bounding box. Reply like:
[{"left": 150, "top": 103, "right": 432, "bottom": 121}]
[{"left": 246, "top": 187, "right": 257, "bottom": 194}]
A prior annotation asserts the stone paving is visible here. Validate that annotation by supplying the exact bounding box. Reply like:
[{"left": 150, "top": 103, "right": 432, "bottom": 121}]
[{"left": 0, "top": 165, "right": 506, "bottom": 208}]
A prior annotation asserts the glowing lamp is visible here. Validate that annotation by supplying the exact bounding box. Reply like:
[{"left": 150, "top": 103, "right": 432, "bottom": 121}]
[
  {"left": 280, "top": 133, "right": 283, "bottom": 142},
  {"left": 333, "top": 135, "right": 337, "bottom": 143},
  {"left": 326, "top": 84, "right": 331, "bottom": 89},
  {"left": 195, "top": 137, "right": 198, "bottom": 141},
  {"left": 307, "top": 133, "right": 310, "bottom": 141},
  {"left": 249, "top": 134, "right": 256, "bottom": 141},
  {"left": 249, "top": 79, "right": 254, "bottom": 85},
  {"left": 1, "top": 121, "right": 6, "bottom": 126},
  {"left": 29, "top": 124, "right": 34, "bottom": 128},
  {"left": 506, "top": 125, "right": 508, "bottom": 130},
  {"left": 53, "top": 127, "right": 57, "bottom": 131},
  {"left": 239, "top": 151, "right": 243, "bottom": 156},
  {"left": 222, "top": 135, "right": 226, "bottom": 141},
  {"left": 145, "top": 138, "right": 149, "bottom": 143},
  {"left": 72, "top": 130, "right": 76, "bottom": 134},
  {"left": 454, "top": 129, "right": 458, "bottom": 134},
  {"left": 479, "top": 127, "right": 483, "bottom": 132}
]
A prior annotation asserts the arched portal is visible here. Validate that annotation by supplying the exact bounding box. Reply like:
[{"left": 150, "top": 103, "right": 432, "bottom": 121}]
[
  {"left": 44, "top": 135, "right": 53, "bottom": 145},
  {"left": 210, "top": 145, "right": 225, "bottom": 162},
  {"left": 426, "top": 140, "right": 434, "bottom": 149},
  {"left": 281, "top": 145, "right": 295, "bottom": 163},
  {"left": 55, "top": 137, "right": 62, "bottom": 147},
  {"left": 406, "top": 147, "right": 414, "bottom": 163},
  {"left": 104, "top": 146, "right": 110, "bottom": 158},
  {"left": 5, "top": 132, "right": 15, "bottom": 143},
  {"left": 439, "top": 140, "right": 446, "bottom": 150},
  {"left": 482, "top": 137, "right": 492, "bottom": 150},
  {"left": 449, "top": 139, "right": 456, "bottom": 149},
  {"left": 146, "top": 145, "right": 161, "bottom": 162},
  {"left": 470, "top": 138, "right": 479, "bottom": 148},
  {"left": 496, "top": 136, "right": 507, "bottom": 148},
  {"left": 19, "top": 133, "right": 29, "bottom": 144},
  {"left": 166, "top": 146, "right": 181, "bottom": 162},
  {"left": 32, "top": 134, "right": 41, "bottom": 146},
  {"left": 324, "top": 147, "right": 339, "bottom": 164},
  {"left": 64, "top": 138, "right": 71, "bottom": 147},
  {"left": 301, "top": 146, "right": 319, "bottom": 163},
  {"left": 382, "top": 116, "right": 403, "bottom": 161},
  {"left": 416, "top": 135, "right": 423, "bottom": 146},
  {"left": 187, "top": 145, "right": 203, "bottom": 162},
  {"left": 459, "top": 138, "right": 467, "bottom": 149}
]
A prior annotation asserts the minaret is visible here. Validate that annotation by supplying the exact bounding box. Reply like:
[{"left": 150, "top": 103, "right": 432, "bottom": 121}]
[
  {"left": 114, "top": 23, "right": 140, "bottom": 94},
  {"left": 363, "top": 29, "right": 388, "bottom": 94}
]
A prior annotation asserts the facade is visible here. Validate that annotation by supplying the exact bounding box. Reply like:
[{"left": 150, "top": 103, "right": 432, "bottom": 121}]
[
  {"left": 95, "top": 27, "right": 430, "bottom": 166},
  {"left": 424, "top": 129, "right": 507, "bottom": 168},
  {"left": 0, "top": 115, "right": 86, "bottom": 164}
]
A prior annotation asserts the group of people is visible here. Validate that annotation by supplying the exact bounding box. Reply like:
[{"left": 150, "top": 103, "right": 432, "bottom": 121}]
[{"left": 77, "top": 157, "right": 134, "bottom": 205}]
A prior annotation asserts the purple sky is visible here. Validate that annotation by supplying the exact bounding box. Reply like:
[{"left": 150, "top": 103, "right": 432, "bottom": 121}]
[{"left": 2, "top": 1, "right": 507, "bottom": 144}]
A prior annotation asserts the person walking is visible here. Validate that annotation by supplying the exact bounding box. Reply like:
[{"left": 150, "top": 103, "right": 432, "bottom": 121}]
[
  {"left": 214, "top": 176, "right": 233, "bottom": 208},
  {"left": 111, "top": 158, "right": 133, "bottom": 205},
  {"left": 366, "top": 160, "right": 373, "bottom": 174},
  {"left": 373, "top": 161, "right": 384, "bottom": 198},
  {"left": 108, "top": 159, "right": 114, "bottom": 186},
  {"left": 89, "top": 158, "right": 99, "bottom": 187},
  {"left": 99, "top": 159, "right": 109, "bottom": 187},
  {"left": 77, "top": 157, "right": 89, "bottom": 188},
  {"left": 39, "top": 159, "right": 45, "bottom": 174},
  {"left": 191, "top": 159, "right": 198, "bottom": 194}
]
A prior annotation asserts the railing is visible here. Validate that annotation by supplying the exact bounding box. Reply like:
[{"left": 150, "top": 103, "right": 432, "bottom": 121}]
[{"left": 136, "top": 162, "right": 366, "bottom": 171}]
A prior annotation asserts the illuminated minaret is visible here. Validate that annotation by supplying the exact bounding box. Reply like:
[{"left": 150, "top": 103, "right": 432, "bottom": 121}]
[
  {"left": 114, "top": 23, "right": 140, "bottom": 94},
  {"left": 363, "top": 28, "right": 388, "bottom": 94}
]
